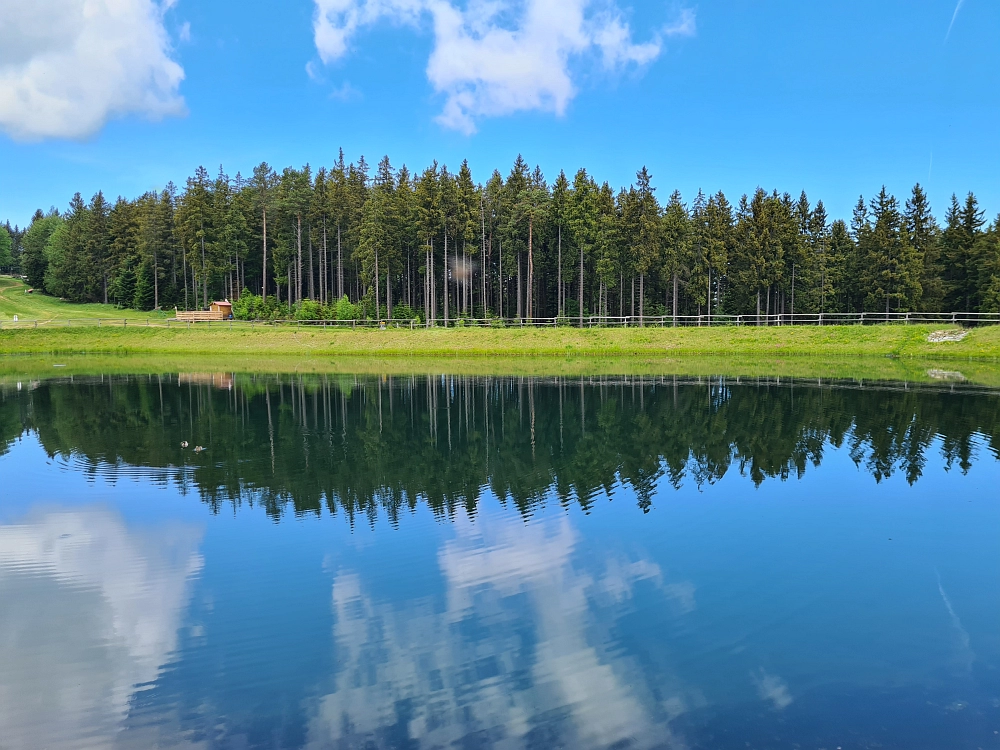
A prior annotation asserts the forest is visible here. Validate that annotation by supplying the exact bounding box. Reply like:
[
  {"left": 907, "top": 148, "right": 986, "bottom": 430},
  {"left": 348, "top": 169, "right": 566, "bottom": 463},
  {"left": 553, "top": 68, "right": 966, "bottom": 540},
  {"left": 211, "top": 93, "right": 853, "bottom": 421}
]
[{"left": 2, "top": 153, "right": 999, "bottom": 320}]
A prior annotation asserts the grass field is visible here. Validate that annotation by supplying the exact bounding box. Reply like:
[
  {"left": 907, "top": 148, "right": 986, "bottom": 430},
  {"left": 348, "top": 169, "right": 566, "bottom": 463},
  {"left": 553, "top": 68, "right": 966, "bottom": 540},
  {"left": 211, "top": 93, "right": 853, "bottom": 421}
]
[
  {"left": 3, "top": 276, "right": 1000, "bottom": 383},
  {"left": 2, "top": 319, "right": 999, "bottom": 358},
  {"left": 0, "top": 277, "right": 157, "bottom": 321}
]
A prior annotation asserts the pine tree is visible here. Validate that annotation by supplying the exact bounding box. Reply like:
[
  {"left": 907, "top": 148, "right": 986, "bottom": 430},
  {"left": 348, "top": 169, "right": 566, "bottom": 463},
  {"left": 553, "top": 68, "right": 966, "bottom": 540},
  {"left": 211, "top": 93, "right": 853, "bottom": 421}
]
[
  {"left": 662, "top": 190, "right": 690, "bottom": 321},
  {"left": 905, "top": 184, "right": 942, "bottom": 311},
  {"left": 0, "top": 225, "right": 12, "bottom": 272}
]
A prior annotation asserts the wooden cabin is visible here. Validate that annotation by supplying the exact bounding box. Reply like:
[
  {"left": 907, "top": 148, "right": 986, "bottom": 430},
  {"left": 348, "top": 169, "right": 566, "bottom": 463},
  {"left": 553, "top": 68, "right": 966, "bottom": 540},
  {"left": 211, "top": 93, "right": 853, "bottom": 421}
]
[
  {"left": 210, "top": 300, "right": 233, "bottom": 318},
  {"left": 175, "top": 300, "right": 233, "bottom": 322}
]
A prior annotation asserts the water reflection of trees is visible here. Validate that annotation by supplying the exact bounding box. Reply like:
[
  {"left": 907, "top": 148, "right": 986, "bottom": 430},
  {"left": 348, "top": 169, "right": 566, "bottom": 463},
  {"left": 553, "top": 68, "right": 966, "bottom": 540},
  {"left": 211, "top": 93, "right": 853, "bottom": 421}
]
[{"left": 2, "top": 375, "right": 998, "bottom": 521}]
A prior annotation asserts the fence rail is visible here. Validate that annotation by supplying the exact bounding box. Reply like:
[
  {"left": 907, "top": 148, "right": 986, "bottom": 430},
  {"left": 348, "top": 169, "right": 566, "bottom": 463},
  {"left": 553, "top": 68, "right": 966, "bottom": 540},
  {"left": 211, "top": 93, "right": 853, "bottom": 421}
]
[{"left": 1, "top": 311, "right": 1000, "bottom": 331}]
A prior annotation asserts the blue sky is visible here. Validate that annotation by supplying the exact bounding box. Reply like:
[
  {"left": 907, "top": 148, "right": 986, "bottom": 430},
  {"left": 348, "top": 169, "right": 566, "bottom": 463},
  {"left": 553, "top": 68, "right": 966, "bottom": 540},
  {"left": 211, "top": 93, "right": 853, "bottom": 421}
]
[{"left": 1, "top": 0, "right": 997, "bottom": 228}]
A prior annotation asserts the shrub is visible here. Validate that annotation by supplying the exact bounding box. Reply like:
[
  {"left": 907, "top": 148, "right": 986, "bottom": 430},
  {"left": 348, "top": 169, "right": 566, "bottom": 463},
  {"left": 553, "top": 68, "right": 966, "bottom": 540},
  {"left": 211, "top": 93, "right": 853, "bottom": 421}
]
[
  {"left": 295, "top": 299, "right": 323, "bottom": 321},
  {"left": 333, "top": 295, "right": 359, "bottom": 321}
]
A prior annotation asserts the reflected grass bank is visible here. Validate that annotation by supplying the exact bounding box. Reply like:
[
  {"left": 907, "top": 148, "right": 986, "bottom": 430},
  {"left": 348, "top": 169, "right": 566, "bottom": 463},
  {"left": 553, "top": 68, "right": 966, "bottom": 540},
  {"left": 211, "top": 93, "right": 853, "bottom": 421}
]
[{"left": 1, "top": 351, "right": 999, "bottom": 388}]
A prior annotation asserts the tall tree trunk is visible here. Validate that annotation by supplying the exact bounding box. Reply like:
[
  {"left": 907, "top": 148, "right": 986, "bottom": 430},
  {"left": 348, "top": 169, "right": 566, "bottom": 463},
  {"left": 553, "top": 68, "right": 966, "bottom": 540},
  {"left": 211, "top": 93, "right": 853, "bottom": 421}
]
[
  {"left": 262, "top": 208, "right": 267, "bottom": 301},
  {"left": 200, "top": 234, "right": 207, "bottom": 308},
  {"left": 707, "top": 267, "right": 711, "bottom": 323},
  {"left": 480, "top": 199, "right": 487, "bottom": 318},
  {"left": 527, "top": 215, "right": 534, "bottom": 319},
  {"left": 578, "top": 245, "right": 584, "bottom": 326},
  {"left": 639, "top": 273, "right": 645, "bottom": 326},
  {"left": 386, "top": 267, "right": 392, "bottom": 319},
  {"left": 557, "top": 225, "right": 562, "bottom": 316},
  {"left": 375, "top": 250, "right": 380, "bottom": 320},
  {"left": 443, "top": 232, "right": 449, "bottom": 326},
  {"left": 337, "top": 223, "right": 342, "bottom": 300},
  {"left": 517, "top": 251, "right": 522, "bottom": 320},
  {"left": 672, "top": 272, "right": 678, "bottom": 326},
  {"left": 308, "top": 225, "right": 315, "bottom": 301},
  {"left": 296, "top": 215, "right": 302, "bottom": 304},
  {"left": 153, "top": 248, "right": 158, "bottom": 310},
  {"left": 499, "top": 240, "right": 503, "bottom": 319}
]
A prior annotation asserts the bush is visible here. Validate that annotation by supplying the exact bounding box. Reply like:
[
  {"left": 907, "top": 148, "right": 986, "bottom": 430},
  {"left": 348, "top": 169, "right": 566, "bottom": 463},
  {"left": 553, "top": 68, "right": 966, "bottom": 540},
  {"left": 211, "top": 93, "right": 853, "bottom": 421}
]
[
  {"left": 333, "top": 295, "right": 359, "bottom": 321},
  {"left": 490, "top": 318, "right": 505, "bottom": 328},
  {"left": 391, "top": 304, "right": 420, "bottom": 322},
  {"left": 233, "top": 291, "right": 281, "bottom": 321},
  {"left": 295, "top": 299, "right": 323, "bottom": 320}
]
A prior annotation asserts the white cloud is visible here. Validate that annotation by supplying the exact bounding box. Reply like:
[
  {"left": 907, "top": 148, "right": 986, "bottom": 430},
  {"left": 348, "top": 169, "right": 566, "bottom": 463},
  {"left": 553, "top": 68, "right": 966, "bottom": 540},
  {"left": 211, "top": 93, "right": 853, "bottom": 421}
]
[
  {"left": 313, "top": 0, "right": 694, "bottom": 134},
  {"left": 0, "top": 0, "right": 185, "bottom": 141}
]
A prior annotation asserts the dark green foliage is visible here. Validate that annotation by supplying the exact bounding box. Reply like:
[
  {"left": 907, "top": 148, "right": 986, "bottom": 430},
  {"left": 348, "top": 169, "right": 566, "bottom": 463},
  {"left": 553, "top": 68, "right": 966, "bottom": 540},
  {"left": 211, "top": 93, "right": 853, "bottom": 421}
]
[
  {"left": 5, "top": 156, "right": 995, "bottom": 316},
  {"left": 110, "top": 265, "right": 136, "bottom": 308},
  {"left": 133, "top": 263, "right": 154, "bottom": 311}
]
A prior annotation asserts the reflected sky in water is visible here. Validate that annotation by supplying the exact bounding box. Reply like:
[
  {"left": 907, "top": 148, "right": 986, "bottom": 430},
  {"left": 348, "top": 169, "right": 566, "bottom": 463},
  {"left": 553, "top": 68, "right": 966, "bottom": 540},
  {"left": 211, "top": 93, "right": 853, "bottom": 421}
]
[{"left": 1, "top": 375, "right": 1000, "bottom": 749}]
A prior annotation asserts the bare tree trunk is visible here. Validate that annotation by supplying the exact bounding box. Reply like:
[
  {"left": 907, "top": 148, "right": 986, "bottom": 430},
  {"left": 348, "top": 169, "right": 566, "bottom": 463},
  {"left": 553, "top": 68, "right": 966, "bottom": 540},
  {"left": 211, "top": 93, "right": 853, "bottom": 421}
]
[
  {"left": 337, "top": 223, "right": 342, "bottom": 300},
  {"left": 200, "top": 233, "right": 207, "bottom": 308},
  {"left": 673, "top": 272, "right": 678, "bottom": 326},
  {"left": 262, "top": 208, "right": 267, "bottom": 301},
  {"left": 375, "top": 250, "right": 380, "bottom": 320},
  {"left": 296, "top": 215, "right": 302, "bottom": 304},
  {"left": 578, "top": 245, "right": 584, "bottom": 325},
  {"left": 707, "top": 266, "right": 711, "bottom": 324},
  {"left": 308, "top": 225, "right": 315, "bottom": 301},
  {"left": 444, "top": 232, "right": 449, "bottom": 326},
  {"left": 153, "top": 248, "right": 158, "bottom": 310},
  {"left": 527, "top": 215, "right": 534, "bottom": 319},
  {"left": 499, "top": 240, "right": 503, "bottom": 319},
  {"left": 639, "top": 273, "right": 645, "bottom": 326},
  {"left": 387, "top": 267, "right": 392, "bottom": 319},
  {"left": 557, "top": 225, "right": 562, "bottom": 316},
  {"left": 322, "top": 219, "right": 328, "bottom": 304},
  {"left": 516, "top": 251, "right": 522, "bottom": 320}
]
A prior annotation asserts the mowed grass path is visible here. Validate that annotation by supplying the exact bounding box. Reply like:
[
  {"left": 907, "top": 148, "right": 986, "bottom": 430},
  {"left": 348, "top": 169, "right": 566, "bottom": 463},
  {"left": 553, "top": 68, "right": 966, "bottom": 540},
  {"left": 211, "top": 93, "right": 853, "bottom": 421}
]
[{"left": 0, "top": 277, "right": 155, "bottom": 321}]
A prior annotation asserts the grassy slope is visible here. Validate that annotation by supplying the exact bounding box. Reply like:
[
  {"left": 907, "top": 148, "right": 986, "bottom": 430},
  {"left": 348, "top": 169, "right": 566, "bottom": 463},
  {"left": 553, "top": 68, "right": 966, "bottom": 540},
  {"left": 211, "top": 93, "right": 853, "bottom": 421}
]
[
  {"left": 1, "top": 321, "right": 999, "bottom": 358},
  {"left": 0, "top": 277, "right": 156, "bottom": 321}
]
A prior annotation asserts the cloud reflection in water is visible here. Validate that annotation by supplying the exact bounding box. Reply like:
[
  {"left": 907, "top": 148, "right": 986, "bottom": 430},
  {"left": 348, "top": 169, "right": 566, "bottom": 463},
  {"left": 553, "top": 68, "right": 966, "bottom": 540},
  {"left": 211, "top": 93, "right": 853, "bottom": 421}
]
[
  {"left": 0, "top": 508, "right": 204, "bottom": 750},
  {"left": 308, "top": 509, "right": 697, "bottom": 749}
]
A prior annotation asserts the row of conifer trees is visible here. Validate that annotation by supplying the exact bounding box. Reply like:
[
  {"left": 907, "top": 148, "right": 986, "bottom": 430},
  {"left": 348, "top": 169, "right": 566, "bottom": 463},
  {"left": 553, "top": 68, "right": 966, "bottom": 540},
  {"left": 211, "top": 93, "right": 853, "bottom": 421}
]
[{"left": 4, "top": 152, "right": 999, "bottom": 318}]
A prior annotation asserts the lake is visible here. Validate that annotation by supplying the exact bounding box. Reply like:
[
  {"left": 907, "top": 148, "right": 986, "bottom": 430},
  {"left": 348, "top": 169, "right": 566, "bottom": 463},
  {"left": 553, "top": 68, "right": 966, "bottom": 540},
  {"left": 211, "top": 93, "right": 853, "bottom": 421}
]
[{"left": 2, "top": 373, "right": 999, "bottom": 749}]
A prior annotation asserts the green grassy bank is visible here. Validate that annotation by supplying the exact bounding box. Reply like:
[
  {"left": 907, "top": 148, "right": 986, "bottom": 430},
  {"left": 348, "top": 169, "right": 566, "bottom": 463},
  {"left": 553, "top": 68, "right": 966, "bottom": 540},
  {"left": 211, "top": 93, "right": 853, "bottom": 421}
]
[
  {"left": 1, "top": 321, "right": 999, "bottom": 359},
  {"left": 0, "top": 325, "right": 998, "bottom": 387}
]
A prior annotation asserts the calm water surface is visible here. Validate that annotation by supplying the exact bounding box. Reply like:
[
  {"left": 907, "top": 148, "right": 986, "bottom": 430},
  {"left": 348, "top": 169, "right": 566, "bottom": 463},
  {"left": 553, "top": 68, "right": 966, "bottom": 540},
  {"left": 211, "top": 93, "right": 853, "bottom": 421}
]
[{"left": 2, "top": 373, "right": 1000, "bottom": 750}]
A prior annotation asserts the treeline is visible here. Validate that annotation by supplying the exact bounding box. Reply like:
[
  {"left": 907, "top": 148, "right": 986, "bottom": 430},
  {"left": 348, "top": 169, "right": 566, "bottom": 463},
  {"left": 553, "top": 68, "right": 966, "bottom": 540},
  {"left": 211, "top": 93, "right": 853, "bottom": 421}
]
[
  {"left": 6, "top": 153, "right": 1000, "bottom": 318},
  {"left": 3, "top": 375, "right": 997, "bottom": 523}
]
